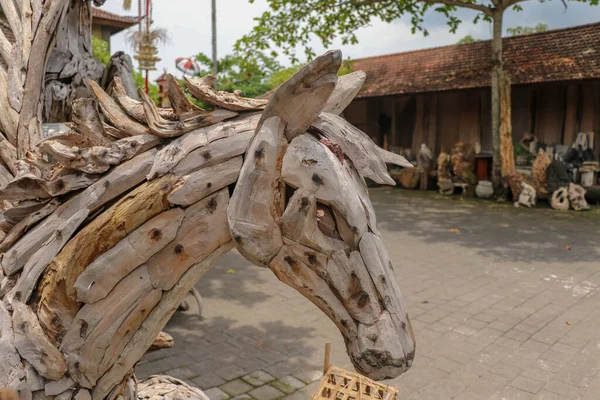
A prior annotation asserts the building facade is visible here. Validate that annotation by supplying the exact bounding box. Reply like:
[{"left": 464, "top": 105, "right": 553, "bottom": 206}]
[{"left": 344, "top": 23, "right": 600, "bottom": 160}]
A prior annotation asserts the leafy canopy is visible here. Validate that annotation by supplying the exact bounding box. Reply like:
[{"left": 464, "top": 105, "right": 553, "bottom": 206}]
[
  {"left": 506, "top": 23, "right": 549, "bottom": 36},
  {"left": 235, "top": 0, "right": 597, "bottom": 63},
  {"left": 457, "top": 34, "right": 478, "bottom": 44},
  {"left": 194, "top": 51, "right": 287, "bottom": 98}
]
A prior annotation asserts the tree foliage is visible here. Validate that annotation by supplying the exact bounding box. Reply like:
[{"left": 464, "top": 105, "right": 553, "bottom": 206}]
[
  {"left": 506, "top": 23, "right": 549, "bottom": 36},
  {"left": 457, "top": 34, "right": 477, "bottom": 44},
  {"left": 92, "top": 35, "right": 111, "bottom": 65},
  {"left": 236, "top": 0, "right": 596, "bottom": 63}
]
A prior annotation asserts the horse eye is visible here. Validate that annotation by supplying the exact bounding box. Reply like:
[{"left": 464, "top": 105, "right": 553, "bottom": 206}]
[{"left": 316, "top": 202, "right": 340, "bottom": 239}]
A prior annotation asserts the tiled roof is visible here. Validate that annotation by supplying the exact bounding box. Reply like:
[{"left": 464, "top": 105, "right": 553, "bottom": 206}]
[
  {"left": 92, "top": 8, "right": 138, "bottom": 27},
  {"left": 352, "top": 22, "right": 600, "bottom": 98}
]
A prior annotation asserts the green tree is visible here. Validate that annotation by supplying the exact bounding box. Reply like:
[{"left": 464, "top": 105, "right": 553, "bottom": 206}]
[
  {"left": 92, "top": 35, "right": 111, "bottom": 65},
  {"left": 194, "top": 51, "right": 285, "bottom": 98},
  {"left": 237, "top": 0, "right": 598, "bottom": 185},
  {"left": 506, "top": 23, "right": 549, "bottom": 36},
  {"left": 457, "top": 35, "right": 478, "bottom": 44}
]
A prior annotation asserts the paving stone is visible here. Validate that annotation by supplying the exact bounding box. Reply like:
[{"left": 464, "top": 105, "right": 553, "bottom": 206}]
[
  {"left": 219, "top": 379, "right": 254, "bottom": 397},
  {"left": 216, "top": 365, "right": 247, "bottom": 381},
  {"left": 292, "top": 368, "right": 323, "bottom": 384},
  {"left": 248, "top": 385, "right": 285, "bottom": 400},
  {"left": 231, "top": 395, "right": 253, "bottom": 400},
  {"left": 242, "top": 371, "right": 276, "bottom": 387},
  {"left": 192, "top": 373, "right": 226, "bottom": 390},
  {"left": 204, "top": 387, "right": 230, "bottom": 400},
  {"left": 271, "top": 376, "right": 305, "bottom": 394},
  {"left": 134, "top": 192, "right": 600, "bottom": 400}
]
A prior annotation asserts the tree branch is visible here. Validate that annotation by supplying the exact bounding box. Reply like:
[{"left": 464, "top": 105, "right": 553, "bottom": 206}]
[
  {"left": 504, "top": 0, "right": 529, "bottom": 8},
  {"left": 420, "top": 0, "right": 493, "bottom": 15}
]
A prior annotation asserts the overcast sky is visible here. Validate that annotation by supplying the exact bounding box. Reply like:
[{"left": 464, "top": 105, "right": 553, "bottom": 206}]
[{"left": 98, "top": 0, "right": 600, "bottom": 80}]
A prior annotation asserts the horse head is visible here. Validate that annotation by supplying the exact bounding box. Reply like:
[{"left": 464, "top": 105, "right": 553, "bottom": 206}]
[{"left": 228, "top": 50, "right": 416, "bottom": 380}]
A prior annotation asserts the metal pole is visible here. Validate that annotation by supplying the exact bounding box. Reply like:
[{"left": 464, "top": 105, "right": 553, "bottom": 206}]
[
  {"left": 211, "top": 0, "right": 217, "bottom": 87},
  {"left": 145, "top": 0, "right": 150, "bottom": 94}
]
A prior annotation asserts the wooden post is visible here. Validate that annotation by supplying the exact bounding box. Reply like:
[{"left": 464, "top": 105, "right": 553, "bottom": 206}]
[{"left": 323, "top": 342, "right": 331, "bottom": 374}]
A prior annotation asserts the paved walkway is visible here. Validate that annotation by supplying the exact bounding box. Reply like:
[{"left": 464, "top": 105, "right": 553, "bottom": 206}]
[{"left": 136, "top": 189, "right": 600, "bottom": 399}]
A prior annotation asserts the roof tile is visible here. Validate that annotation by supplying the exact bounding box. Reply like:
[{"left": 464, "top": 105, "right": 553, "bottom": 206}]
[{"left": 352, "top": 22, "right": 600, "bottom": 98}]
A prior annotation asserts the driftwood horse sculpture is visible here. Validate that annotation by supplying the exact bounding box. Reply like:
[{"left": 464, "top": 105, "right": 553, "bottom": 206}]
[{"left": 0, "top": 50, "right": 415, "bottom": 399}]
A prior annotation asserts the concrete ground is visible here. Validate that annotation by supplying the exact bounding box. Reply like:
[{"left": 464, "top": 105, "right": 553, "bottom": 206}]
[{"left": 136, "top": 189, "right": 600, "bottom": 399}]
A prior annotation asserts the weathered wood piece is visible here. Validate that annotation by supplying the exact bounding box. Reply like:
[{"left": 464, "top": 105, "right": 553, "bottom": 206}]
[
  {"left": 147, "top": 189, "right": 231, "bottom": 290},
  {"left": 148, "top": 114, "right": 259, "bottom": 179},
  {"left": 89, "top": 81, "right": 150, "bottom": 136},
  {"left": 166, "top": 74, "right": 205, "bottom": 118},
  {"left": 269, "top": 245, "right": 357, "bottom": 339},
  {"left": 39, "top": 134, "right": 161, "bottom": 174},
  {"left": 100, "top": 52, "right": 139, "bottom": 101},
  {"left": 12, "top": 301, "right": 67, "bottom": 380},
  {"left": 172, "top": 131, "right": 253, "bottom": 177},
  {"left": 6, "top": 209, "right": 89, "bottom": 306},
  {"left": 314, "top": 113, "right": 411, "bottom": 184},
  {"left": 228, "top": 116, "right": 286, "bottom": 266},
  {"left": 281, "top": 190, "right": 347, "bottom": 255},
  {"left": 168, "top": 156, "right": 242, "bottom": 206},
  {"left": 0, "top": 199, "right": 60, "bottom": 253},
  {"left": 62, "top": 266, "right": 161, "bottom": 388},
  {"left": 93, "top": 242, "right": 233, "bottom": 400},
  {"left": 260, "top": 50, "right": 341, "bottom": 141},
  {"left": 139, "top": 89, "right": 237, "bottom": 138},
  {"left": 112, "top": 77, "right": 174, "bottom": 123},
  {"left": 184, "top": 75, "right": 268, "bottom": 111},
  {"left": 137, "top": 376, "right": 209, "bottom": 400},
  {"left": 323, "top": 71, "right": 366, "bottom": 115},
  {"left": 44, "top": 376, "right": 75, "bottom": 396},
  {"left": 36, "top": 174, "right": 176, "bottom": 343},
  {"left": 0, "top": 302, "right": 21, "bottom": 387},
  {"left": 75, "top": 208, "right": 185, "bottom": 304},
  {"left": 71, "top": 99, "right": 112, "bottom": 146},
  {"left": 148, "top": 332, "right": 174, "bottom": 352},
  {"left": 1, "top": 151, "right": 155, "bottom": 276},
  {"left": 282, "top": 134, "right": 367, "bottom": 249}
]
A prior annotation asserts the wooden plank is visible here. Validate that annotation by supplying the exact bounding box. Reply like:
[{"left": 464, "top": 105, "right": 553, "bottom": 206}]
[
  {"left": 36, "top": 174, "right": 177, "bottom": 344},
  {"left": 92, "top": 242, "right": 234, "bottom": 400},
  {"left": 6, "top": 209, "right": 89, "bottom": 306},
  {"left": 0, "top": 199, "right": 60, "bottom": 253},
  {"left": 147, "top": 188, "right": 231, "bottom": 290},
  {"left": 148, "top": 114, "right": 259, "bottom": 179},
  {"left": 12, "top": 302, "right": 67, "bottom": 381},
  {"left": 168, "top": 156, "right": 242, "bottom": 206},
  {"left": 458, "top": 91, "right": 481, "bottom": 148},
  {"left": 1, "top": 151, "right": 156, "bottom": 276},
  {"left": 61, "top": 266, "right": 160, "bottom": 388},
  {"left": 0, "top": 302, "right": 21, "bottom": 387},
  {"left": 75, "top": 208, "right": 185, "bottom": 304},
  {"left": 228, "top": 116, "right": 286, "bottom": 266}
]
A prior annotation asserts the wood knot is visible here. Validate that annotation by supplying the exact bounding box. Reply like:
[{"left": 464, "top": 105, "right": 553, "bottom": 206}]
[
  {"left": 80, "top": 320, "right": 88, "bottom": 338},
  {"left": 307, "top": 253, "right": 317, "bottom": 265},
  {"left": 174, "top": 244, "right": 184, "bottom": 255},
  {"left": 207, "top": 197, "right": 218, "bottom": 213},
  {"left": 202, "top": 151, "right": 212, "bottom": 160},
  {"left": 311, "top": 174, "right": 324, "bottom": 186},
  {"left": 148, "top": 229, "right": 162, "bottom": 241},
  {"left": 254, "top": 147, "right": 265, "bottom": 159},
  {"left": 207, "top": 182, "right": 212, "bottom": 188},
  {"left": 103, "top": 180, "right": 110, "bottom": 189}
]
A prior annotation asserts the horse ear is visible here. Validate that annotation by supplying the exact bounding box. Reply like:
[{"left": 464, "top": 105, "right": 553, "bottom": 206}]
[
  {"left": 260, "top": 50, "right": 342, "bottom": 142},
  {"left": 323, "top": 70, "right": 366, "bottom": 116}
]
